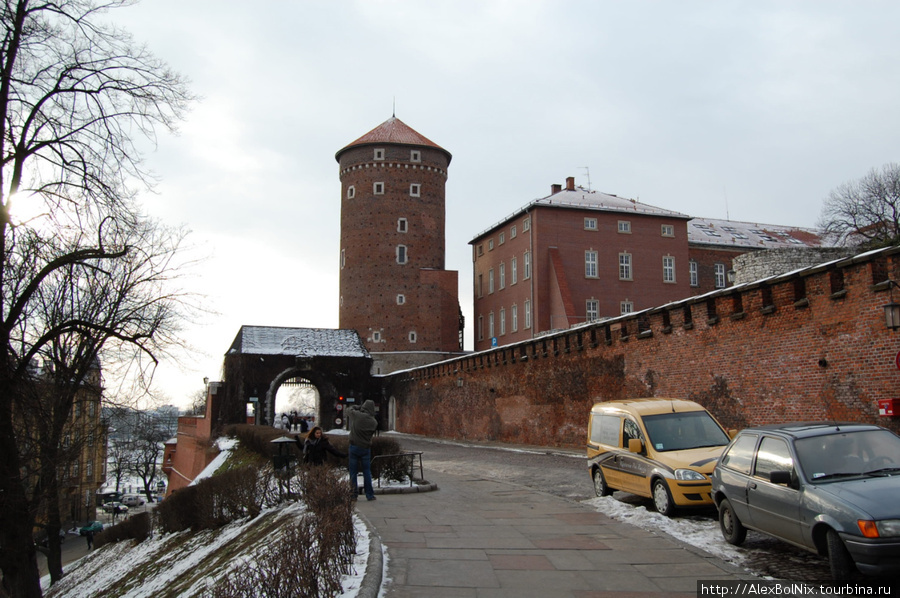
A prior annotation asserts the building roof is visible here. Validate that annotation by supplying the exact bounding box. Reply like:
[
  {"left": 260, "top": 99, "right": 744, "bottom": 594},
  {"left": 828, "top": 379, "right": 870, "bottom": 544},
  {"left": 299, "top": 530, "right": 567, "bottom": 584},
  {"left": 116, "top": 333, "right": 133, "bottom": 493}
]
[
  {"left": 227, "top": 326, "right": 370, "bottom": 359},
  {"left": 335, "top": 117, "right": 451, "bottom": 162},
  {"left": 686, "top": 217, "right": 824, "bottom": 249}
]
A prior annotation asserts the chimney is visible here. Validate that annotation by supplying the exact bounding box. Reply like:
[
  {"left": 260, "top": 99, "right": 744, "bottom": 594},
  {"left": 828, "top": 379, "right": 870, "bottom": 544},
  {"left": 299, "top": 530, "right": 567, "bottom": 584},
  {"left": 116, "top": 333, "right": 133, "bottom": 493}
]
[
  {"left": 566, "top": 176, "right": 575, "bottom": 191},
  {"left": 551, "top": 183, "right": 562, "bottom": 194}
]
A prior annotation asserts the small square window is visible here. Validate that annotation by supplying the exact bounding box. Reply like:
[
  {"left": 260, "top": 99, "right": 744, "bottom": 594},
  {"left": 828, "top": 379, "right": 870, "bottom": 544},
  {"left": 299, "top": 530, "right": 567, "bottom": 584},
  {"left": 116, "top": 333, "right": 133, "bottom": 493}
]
[
  {"left": 408, "top": 331, "right": 417, "bottom": 343},
  {"left": 585, "top": 218, "right": 598, "bottom": 230},
  {"left": 621, "top": 300, "right": 634, "bottom": 315},
  {"left": 374, "top": 148, "right": 385, "bottom": 160},
  {"left": 397, "top": 294, "right": 405, "bottom": 305},
  {"left": 410, "top": 150, "right": 421, "bottom": 162},
  {"left": 661, "top": 224, "right": 674, "bottom": 237},
  {"left": 374, "top": 182, "right": 384, "bottom": 195},
  {"left": 499, "top": 232, "right": 505, "bottom": 245},
  {"left": 618, "top": 220, "right": 631, "bottom": 233},
  {"left": 347, "top": 186, "right": 355, "bottom": 199},
  {"left": 372, "top": 330, "right": 382, "bottom": 342},
  {"left": 410, "top": 183, "right": 421, "bottom": 197},
  {"left": 397, "top": 218, "right": 408, "bottom": 233}
]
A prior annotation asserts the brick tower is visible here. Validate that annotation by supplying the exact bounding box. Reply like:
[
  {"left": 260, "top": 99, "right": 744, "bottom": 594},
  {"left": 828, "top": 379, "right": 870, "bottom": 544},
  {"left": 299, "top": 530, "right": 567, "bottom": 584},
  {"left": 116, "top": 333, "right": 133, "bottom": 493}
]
[{"left": 336, "top": 117, "right": 462, "bottom": 366}]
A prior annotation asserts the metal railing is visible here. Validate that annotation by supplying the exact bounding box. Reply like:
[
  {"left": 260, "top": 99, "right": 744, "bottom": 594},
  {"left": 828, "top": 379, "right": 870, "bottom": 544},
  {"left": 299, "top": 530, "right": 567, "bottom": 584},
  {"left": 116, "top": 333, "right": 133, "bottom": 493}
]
[{"left": 371, "top": 452, "right": 424, "bottom": 488}]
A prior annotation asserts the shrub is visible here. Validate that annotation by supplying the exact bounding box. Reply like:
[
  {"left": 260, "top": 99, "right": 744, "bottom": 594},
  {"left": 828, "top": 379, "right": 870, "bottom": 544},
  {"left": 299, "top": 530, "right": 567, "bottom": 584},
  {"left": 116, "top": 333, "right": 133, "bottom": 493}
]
[{"left": 94, "top": 512, "right": 152, "bottom": 547}]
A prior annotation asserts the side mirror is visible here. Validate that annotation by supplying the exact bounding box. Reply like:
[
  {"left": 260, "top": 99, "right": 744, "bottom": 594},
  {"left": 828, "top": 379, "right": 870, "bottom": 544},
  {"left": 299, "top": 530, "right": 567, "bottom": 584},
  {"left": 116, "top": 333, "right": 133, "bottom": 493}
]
[
  {"left": 769, "top": 470, "right": 792, "bottom": 485},
  {"left": 728, "top": 429, "right": 738, "bottom": 439},
  {"left": 628, "top": 438, "right": 643, "bottom": 454}
]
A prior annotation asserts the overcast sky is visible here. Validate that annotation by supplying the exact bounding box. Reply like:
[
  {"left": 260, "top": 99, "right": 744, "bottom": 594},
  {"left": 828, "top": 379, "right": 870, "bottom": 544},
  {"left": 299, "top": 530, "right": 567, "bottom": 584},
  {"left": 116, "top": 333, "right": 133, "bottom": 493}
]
[{"left": 110, "top": 1, "right": 900, "bottom": 408}]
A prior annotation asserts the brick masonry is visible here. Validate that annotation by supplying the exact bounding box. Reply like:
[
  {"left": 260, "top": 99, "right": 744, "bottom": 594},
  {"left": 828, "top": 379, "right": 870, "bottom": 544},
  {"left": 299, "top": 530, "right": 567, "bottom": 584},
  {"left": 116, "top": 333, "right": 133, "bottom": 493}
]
[{"left": 383, "top": 246, "right": 900, "bottom": 448}]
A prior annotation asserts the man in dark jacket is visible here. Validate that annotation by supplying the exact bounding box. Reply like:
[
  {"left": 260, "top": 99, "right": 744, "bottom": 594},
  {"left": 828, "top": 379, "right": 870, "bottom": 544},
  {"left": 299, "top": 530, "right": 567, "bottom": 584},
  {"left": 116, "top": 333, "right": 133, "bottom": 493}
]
[{"left": 348, "top": 399, "right": 378, "bottom": 500}]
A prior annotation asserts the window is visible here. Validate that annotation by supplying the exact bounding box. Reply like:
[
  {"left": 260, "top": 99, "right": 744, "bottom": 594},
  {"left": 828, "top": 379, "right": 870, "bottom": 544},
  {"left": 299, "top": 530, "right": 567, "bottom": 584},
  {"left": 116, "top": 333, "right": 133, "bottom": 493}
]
[
  {"left": 511, "top": 225, "right": 517, "bottom": 239},
  {"left": 754, "top": 437, "right": 793, "bottom": 480},
  {"left": 347, "top": 185, "right": 355, "bottom": 199},
  {"left": 410, "top": 150, "right": 421, "bottom": 162},
  {"left": 410, "top": 183, "right": 421, "bottom": 197},
  {"left": 585, "top": 250, "right": 598, "bottom": 278},
  {"left": 500, "top": 308, "right": 506, "bottom": 335},
  {"left": 397, "top": 218, "right": 407, "bottom": 233},
  {"left": 489, "top": 312, "right": 495, "bottom": 338},
  {"left": 661, "top": 224, "right": 674, "bottom": 237},
  {"left": 715, "top": 263, "right": 726, "bottom": 288},
  {"left": 397, "top": 294, "right": 405, "bottom": 305},
  {"left": 86, "top": 460, "right": 93, "bottom": 478},
  {"left": 619, "top": 253, "right": 632, "bottom": 280},
  {"left": 340, "top": 249, "right": 345, "bottom": 269},
  {"left": 690, "top": 261, "right": 698, "bottom": 287},
  {"left": 720, "top": 434, "right": 758, "bottom": 474},
  {"left": 587, "top": 299, "right": 599, "bottom": 322},
  {"left": 511, "top": 257, "right": 517, "bottom": 284},
  {"left": 373, "top": 182, "right": 384, "bottom": 195},
  {"left": 408, "top": 331, "right": 417, "bottom": 343},
  {"left": 499, "top": 263, "right": 506, "bottom": 289},
  {"left": 523, "top": 218, "right": 531, "bottom": 231},
  {"left": 524, "top": 300, "right": 532, "bottom": 328},
  {"left": 618, "top": 220, "right": 631, "bottom": 233},
  {"left": 89, "top": 402, "right": 95, "bottom": 417},
  {"left": 477, "top": 244, "right": 484, "bottom": 257},
  {"left": 499, "top": 232, "right": 505, "bottom": 245},
  {"left": 396, "top": 245, "right": 408, "bottom": 264},
  {"left": 511, "top": 304, "right": 518, "bottom": 332},
  {"left": 374, "top": 148, "right": 385, "bottom": 160},
  {"left": 477, "top": 274, "right": 483, "bottom": 297},
  {"left": 663, "top": 256, "right": 675, "bottom": 283},
  {"left": 372, "top": 331, "right": 382, "bottom": 342},
  {"left": 524, "top": 251, "right": 531, "bottom": 279},
  {"left": 621, "top": 300, "right": 634, "bottom": 315},
  {"left": 488, "top": 239, "right": 494, "bottom": 251},
  {"left": 584, "top": 218, "right": 598, "bottom": 230},
  {"left": 478, "top": 315, "right": 484, "bottom": 341},
  {"left": 488, "top": 268, "right": 495, "bottom": 293}
]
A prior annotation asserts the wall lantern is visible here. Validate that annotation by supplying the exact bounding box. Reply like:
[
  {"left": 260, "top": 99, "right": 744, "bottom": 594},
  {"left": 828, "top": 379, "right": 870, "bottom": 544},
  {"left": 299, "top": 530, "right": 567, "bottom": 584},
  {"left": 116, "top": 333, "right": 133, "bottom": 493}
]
[
  {"left": 884, "top": 280, "right": 900, "bottom": 331},
  {"left": 457, "top": 377, "right": 464, "bottom": 387}
]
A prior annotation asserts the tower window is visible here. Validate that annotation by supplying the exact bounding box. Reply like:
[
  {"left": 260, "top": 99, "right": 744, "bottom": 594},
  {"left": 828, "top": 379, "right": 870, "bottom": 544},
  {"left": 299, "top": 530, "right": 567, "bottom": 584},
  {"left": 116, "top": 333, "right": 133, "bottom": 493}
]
[
  {"left": 372, "top": 330, "right": 382, "bottom": 342},
  {"left": 340, "top": 249, "right": 345, "bottom": 269},
  {"left": 397, "top": 218, "right": 408, "bottom": 233},
  {"left": 374, "top": 148, "right": 385, "bottom": 160},
  {"left": 410, "top": 150, "right": 421, "bottom": 162},
  {"left": 397, "top": 294, "right": 405, "bottom": 305},
  {"left": 410, "top": 183, "right": 421, "bottom": 197},
  {"left": 408, "top": 331, "right": 417, "bottom": 343},
  {"left": 373, "top": 182, "right": 384, "bottom": 195},
  {"left": 347, "top": 185, "right": 355, "bottom": 199},
  {"left": 396, "top": 245, "right": 408, "bottom": 264}
]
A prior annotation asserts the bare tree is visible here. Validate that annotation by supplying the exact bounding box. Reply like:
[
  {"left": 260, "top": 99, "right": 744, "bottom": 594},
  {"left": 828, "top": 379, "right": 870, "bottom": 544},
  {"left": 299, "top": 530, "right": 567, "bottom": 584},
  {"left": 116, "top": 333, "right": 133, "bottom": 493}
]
[
  {"left": 818, "top": 163, "right": 900, "bottom": 248},
  {"left": 0, "top": 2, "right": 194, "bottom": 596},
  {"left": 128, "top": 413, "right": 168, "bottom": 502}
]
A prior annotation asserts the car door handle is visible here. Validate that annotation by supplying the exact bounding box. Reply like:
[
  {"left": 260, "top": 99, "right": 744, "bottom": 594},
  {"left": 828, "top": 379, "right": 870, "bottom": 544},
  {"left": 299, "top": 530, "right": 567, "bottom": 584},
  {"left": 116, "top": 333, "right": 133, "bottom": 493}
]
[{"left": 749, "top": 482, "right": 757, "bottom": 490}]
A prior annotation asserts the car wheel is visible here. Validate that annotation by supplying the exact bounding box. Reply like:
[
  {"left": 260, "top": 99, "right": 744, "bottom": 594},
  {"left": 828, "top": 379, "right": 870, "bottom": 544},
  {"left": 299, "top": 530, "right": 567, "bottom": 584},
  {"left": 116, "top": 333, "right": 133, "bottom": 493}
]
[
  {"left": 826, "top": 529, "right": 855, "bottom": 581},
  {"left": 592, "top": 467, "right": 613, "bottom": 497},
  {"left": 652, "top": 479, "right": 676, "bottom": 516},
  {"left": 718, "top": 498, "right": 746, "bottom": 545}
]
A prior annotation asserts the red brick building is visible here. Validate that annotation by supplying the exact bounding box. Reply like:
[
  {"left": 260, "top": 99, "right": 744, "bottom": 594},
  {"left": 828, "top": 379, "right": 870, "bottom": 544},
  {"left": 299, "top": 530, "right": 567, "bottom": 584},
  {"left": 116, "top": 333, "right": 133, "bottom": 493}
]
[
  {"left": 471, "top": 176, "right": 823, "bottom": 351},
  {"left": 336, "top": 117, "right": 463, "bottom": 369}
]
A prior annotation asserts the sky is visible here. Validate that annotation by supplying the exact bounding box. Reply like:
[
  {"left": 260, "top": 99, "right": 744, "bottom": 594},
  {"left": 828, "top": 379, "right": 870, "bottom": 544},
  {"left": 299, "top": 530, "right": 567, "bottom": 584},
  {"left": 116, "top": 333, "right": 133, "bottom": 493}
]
[{"left": 106, "top": 1, "right": 900, "bottom": 408}]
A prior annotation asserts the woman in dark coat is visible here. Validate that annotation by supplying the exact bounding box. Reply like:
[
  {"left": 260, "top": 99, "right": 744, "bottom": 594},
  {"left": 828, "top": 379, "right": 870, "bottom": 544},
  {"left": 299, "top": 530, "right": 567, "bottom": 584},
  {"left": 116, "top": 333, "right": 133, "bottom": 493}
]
[{"left": 299, "top": 427, "right": 346, "bottom": 465}]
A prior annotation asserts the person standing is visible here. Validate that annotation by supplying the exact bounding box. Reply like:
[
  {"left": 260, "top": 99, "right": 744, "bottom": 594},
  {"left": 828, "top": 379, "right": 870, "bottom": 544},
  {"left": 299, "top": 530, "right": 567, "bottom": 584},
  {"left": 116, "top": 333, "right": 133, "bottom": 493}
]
[
  {"left": 348, "top": 400, "right": 378, "bottom": 501},
  {"left": 297, "top": 427, "right": 346, "bottom": 465},
  {"left": 85, "top": 529, "right": 94, "bottom": 550}
]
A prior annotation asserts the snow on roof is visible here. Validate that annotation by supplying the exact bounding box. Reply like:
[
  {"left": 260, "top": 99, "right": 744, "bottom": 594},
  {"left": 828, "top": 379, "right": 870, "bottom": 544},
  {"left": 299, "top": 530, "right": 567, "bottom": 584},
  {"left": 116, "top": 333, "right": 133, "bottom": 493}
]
[
  {"left": 227, "top": 326, "right": 370, "bottom": 359},
  {"left": 686, "top": 217, "right": 825, "bottom": 249}
]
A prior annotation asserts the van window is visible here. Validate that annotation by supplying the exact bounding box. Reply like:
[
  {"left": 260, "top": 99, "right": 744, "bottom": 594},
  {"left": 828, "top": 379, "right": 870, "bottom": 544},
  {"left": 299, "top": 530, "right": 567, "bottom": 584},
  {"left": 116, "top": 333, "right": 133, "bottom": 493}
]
[
  {"left": 591, "top": 414, "right": 621, "bottom": 446},
  {"left": 623, "top": 418, "right": 644, "bottom": 448},
  {"left": 720, "top": 434, "right": 758, "bottom": 474}
]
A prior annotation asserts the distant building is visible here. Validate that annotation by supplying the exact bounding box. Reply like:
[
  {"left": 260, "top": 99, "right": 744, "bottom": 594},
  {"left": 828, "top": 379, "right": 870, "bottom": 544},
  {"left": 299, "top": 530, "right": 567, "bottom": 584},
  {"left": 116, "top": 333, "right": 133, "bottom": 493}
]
[
  {"left": 470, "top": 176, "right": 824, "bottom": 351},
  {"left": 335, "top": 117, "right": 464, "bottom": 373}
]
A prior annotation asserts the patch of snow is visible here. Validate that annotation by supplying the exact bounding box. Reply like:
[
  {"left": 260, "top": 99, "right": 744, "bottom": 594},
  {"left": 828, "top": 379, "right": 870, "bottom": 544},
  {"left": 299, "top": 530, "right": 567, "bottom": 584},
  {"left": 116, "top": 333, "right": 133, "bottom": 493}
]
[{"left": 190, "top": 437, "right": 236, "bottom": 485}]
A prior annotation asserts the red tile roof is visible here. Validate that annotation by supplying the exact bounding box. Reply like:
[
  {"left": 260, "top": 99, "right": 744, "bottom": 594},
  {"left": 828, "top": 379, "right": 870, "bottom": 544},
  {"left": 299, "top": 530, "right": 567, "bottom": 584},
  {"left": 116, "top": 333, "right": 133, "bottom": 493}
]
[{"left": 336, "top": 117, "right": 451, "bottom": 161}]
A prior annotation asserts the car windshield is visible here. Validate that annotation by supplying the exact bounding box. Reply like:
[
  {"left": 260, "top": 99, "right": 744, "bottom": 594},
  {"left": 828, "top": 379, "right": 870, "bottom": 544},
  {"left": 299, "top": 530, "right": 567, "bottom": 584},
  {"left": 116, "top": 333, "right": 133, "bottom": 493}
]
[
  {"left": 795, "top": 429, "right": 900, "bottom": 481},
  {"left": 641, "top": 410, "right": 731, "bottom": 452}
]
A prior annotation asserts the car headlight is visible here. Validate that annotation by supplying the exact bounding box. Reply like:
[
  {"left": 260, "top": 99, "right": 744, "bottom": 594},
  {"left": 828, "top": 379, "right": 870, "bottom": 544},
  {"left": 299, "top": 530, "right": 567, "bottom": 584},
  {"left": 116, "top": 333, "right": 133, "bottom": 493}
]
[
  {"left": 857, "top": 519, "right": 900, "bottom": 538},
  {"left": 674, "top": 469, "right": 707, "bottom": 481}
]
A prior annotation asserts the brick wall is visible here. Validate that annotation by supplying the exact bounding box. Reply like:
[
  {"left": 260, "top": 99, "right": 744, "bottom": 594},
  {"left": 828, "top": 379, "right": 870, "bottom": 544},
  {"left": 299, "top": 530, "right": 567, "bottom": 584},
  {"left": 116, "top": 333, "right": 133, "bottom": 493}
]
[{"left": 384, "top": 246, "right": 900, "bottom": 448}]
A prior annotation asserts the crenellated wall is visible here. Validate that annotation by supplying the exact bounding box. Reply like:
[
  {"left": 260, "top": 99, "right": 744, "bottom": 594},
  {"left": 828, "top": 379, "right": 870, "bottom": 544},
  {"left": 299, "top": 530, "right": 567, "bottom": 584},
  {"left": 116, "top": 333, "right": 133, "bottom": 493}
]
[{"left": 382, "top": 246, "right": 900, "bottom": 449}]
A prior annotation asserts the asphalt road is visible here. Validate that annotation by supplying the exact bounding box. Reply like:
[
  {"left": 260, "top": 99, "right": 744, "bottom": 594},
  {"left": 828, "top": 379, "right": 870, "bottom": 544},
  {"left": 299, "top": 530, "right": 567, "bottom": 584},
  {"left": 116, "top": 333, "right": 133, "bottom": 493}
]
[{"left": 391, "top": 433, "right": 861, "bottom": 584}]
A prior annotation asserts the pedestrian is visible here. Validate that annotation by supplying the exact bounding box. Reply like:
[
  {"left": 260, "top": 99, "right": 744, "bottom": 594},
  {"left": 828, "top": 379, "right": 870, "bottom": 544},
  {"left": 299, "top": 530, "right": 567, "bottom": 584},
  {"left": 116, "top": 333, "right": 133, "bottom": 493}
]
[
  {"left": 348, "top": 400, "right": 378, "bottom": 501},
  {"left": 298, "top": 426, "right": 346, "bottom": 465},
  {"left": 299, "top": 416, "right": 309, "bottom": 434},
  {"left": 85, "top": 529, "right": 94, "bottom": 550}
]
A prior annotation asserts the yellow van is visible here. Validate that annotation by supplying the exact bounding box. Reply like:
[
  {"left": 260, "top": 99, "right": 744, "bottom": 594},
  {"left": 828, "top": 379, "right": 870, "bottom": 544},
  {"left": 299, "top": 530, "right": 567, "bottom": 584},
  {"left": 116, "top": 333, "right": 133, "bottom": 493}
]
[{"left": 587, "top": 398, "right": 734, "bottom": 516}]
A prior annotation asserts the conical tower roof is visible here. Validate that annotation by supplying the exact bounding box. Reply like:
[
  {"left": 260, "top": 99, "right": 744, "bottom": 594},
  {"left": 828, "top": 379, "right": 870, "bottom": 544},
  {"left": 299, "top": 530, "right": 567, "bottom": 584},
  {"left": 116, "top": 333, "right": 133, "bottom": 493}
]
[{"left": 335, "top": 117, "right": 451, "bottom": 163}]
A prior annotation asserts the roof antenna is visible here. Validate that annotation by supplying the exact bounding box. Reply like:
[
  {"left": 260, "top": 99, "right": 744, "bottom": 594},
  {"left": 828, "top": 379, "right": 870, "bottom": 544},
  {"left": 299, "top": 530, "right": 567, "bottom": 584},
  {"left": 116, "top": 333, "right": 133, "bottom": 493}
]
[
  {"left": 392, "top": 97, "right": 396, "bottom": 118},
  {"left": 580, "top": 167, "right": 592, "bottom": 192},
  {"left": 724, "top": 186, "right": 730, "bottom": 220}
]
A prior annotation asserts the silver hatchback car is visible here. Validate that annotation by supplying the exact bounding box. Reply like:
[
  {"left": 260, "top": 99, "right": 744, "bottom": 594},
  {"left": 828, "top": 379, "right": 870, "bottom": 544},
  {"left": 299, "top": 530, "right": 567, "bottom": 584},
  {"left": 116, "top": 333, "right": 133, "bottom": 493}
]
[{"left": 711, "top": 422, "right": 900, "bottom": 580}]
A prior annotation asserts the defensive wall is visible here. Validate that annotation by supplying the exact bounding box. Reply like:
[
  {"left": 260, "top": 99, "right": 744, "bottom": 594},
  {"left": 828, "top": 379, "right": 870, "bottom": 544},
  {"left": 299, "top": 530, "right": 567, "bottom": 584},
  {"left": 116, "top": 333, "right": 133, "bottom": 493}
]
[{"left": 381, "top": 246, "right": 900, "bottom": 449}]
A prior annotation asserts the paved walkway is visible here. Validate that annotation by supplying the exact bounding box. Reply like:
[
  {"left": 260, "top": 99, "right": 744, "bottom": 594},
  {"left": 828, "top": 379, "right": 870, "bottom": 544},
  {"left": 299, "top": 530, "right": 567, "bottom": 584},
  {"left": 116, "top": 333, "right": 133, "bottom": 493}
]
[{"left": 356, "top": 469, "right": 757, "bottom": 597}]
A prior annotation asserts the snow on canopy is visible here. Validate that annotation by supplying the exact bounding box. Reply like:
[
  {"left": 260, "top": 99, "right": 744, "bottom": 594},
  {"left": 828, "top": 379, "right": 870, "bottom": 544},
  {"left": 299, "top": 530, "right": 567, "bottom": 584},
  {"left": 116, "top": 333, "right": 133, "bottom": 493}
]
[{"left": 227, "top": 326, "right": 370, "bottom": 358}]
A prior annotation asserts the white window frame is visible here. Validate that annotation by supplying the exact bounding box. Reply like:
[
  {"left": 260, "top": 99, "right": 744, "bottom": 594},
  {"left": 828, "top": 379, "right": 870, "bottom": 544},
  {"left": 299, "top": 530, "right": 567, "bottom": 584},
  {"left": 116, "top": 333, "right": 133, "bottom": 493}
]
[
  {"left": 499, "top": 263, "right": 506, "bottom": 289},
  {"left": 347, "top": 185, "right": 355, "bottom": 199},
  {"left": 372, "top": 330, "right": 382, "bottom": 342},
  {"left": 374, "top": 182, "right": 384, "bottom": 195},
  {"left": 374, "top": 148, "right": 385, "bottom": 160},
  {"left": 489, "top": 312, "right": 495, "bottom": 338},
  {"left": 410, "top": 183, "right": 421, "bottom": 197},
  {"left": 397, "top": 218, "right": 408, "bottom": 233},
  {"left": 619, "top": 252, "right": 632, "bottom": 280},
  {"left": 511, "top": 257, "right": 517, "bottom": 284},
  {"left": 715, "top": 263, "right": 726, "bottom": 288},
  {"left": 397, "top": 294, "right": 405, "bottom": 305},
  {"left": 396, "top": 245, "right": 408, "bottom": 264},
  {"left": 499, "top": 308, "right": 506, "bottom": 335},
  {"left": 408, "top": 331, "right": 417, "bottom": 343},
  {"left": 499, "top": 232, "right": 505, "bottom": 245},
  {"left": 621, "top": 300, "right": 634, "bottom": 315},
  {"left": 690, "top": 261, "right": 698, "bottom": 287},
  {"left": 511, "top": 304, "right": 518, "bottom": 332},
  {"left": 584, "top": 217, "right": 598, "bottom": 230},
  {"left": 488, "top": 239, "right": 494, "bottom": 251},
  {"left": 511, "top": 225, "right": 517, "bottom": 239},
  {"left": 410, "top": 150, "right": 421, "bottom": 162},
  {"left": 524, "top": 299, "right": 532, "bottom": 329},
  {"left": 586, "top": 299, "right": 599, "bottom": 322},
  {"left": 340, "top": 249, "right": 345, "bottom": 269},
  {"left": 524, "top": 251, "right": 531, "bottom": 279},
  {"left": 585, "top": 250, "right": 598, "bottom": 278},
  {"left": 663, "top": 256, "right": 675, "bottom": 283},
  {"left": 489, "top": 268, "right": 495, "bottom": 293},
  {"left": 618, "top": 220, "right": 631, "bottom": 234},
  {"left": 661, "top": 224, "right": 674, "bottom": 237},
  {"left": 523, "top": 218, "right": 531, "bottom": 231}
]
